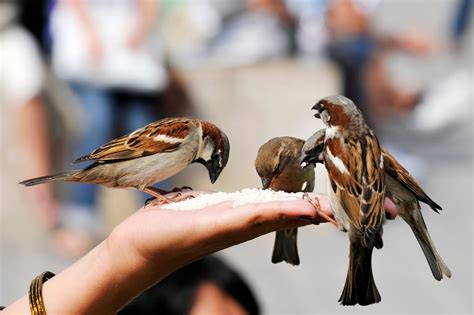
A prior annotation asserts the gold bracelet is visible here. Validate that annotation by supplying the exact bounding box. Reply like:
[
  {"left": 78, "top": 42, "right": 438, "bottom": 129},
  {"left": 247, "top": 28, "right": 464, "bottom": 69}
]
[{"left": 28, "top": 271, "right": 55, "bottom": 315}]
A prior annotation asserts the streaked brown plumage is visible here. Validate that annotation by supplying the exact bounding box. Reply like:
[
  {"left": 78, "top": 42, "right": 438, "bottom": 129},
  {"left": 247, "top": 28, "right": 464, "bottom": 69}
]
[
  {"left": 302, "top": 129, "right": 451, "bottom": 281},
  {"left": 383, "top": 150, "right": 451, "bottom": 280},
  {"left": 312, "top": 95, "right": 384, "bottom": 306},
  {"left": 20, "top": 117, "right": 230, "bottom": 202},
  {"left": 255, "top": 136, "right": 315, "bottom": 265}
]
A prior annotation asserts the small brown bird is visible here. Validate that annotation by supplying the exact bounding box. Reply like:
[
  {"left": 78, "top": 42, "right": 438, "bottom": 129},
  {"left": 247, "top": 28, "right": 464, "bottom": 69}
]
[
  {"left": 255, "top": 136, "right": 316, "bottom": 265},
  {"left": 312, "top": 95, "right": 385, "bottom": 306},
  {"left": 301, "top": 129, "right": 452, "bottom": 281},
  {"left": 20, "top": 117, "right": 230, "bottom": 203}
]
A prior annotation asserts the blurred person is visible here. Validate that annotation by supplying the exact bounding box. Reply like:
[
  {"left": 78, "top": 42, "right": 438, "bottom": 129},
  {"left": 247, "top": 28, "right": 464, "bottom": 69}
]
[
  {"left": 47, "top": 0, "right": 172, "bottom": 256},
  {"left": 203, "top": 0, "right": 296, "bottom": 67},
  {"left": 0, "top": 1, "right": 59, "bottom": 229},
  {"left": 325, "top": 0, "right": 433, "bottom": 130},
  {"left": 2, "top": 190, "right": 338, "bottom": 314},
  {"left": 119, "top": 256, "right": 260, "bottom": 315}
]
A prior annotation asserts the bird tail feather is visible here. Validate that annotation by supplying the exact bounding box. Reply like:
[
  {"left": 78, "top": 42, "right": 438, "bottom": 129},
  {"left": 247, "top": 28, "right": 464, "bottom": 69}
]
[
  {"left": 408, "top": 209, "right": 451, "bottom": 280},
  {"left": 339, "top": 242, "right": 381, "bottom": 306},
  {"left": 272, "top": 229, "right": 300, "bottom": 266},
  {"left": 19, "top": 171, "right": 80, "bottom": 186}
]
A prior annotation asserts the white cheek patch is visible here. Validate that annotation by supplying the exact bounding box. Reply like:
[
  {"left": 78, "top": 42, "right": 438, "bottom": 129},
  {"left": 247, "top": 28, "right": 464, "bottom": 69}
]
[
  {"left": 153, "top": 134, "right": 183, "bottom": 143},
  {"left": 326, "top": 147, "right": 349, "bottom": 174},
  {"left": 380, "top": 154, "right": 384, "bottom": 169},
  {"left": 325, "top": 126, "right": 339, "bottom": 139},
  {"left": 199, "top": 142, "right": 213, "bottom": 161},
  {"left": 301, "top": 181, "right": 307, "bottom": 190}
]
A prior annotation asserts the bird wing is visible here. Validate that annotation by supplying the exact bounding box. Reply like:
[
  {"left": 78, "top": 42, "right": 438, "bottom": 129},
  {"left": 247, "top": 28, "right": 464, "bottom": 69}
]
[
  {"left": 382, "top": 148, "right": 442, "bottom": 212},
  {"left": 326, "top": 135, "right": 385, "bottom": 243},
  {"left": 74, "top": 118, "right": 196, "bottom": 163}
]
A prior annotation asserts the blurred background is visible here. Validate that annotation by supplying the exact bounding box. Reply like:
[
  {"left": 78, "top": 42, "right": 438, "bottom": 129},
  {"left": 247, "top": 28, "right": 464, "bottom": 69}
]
[{"left": 0, "top": 0, "right": 472, "bottom": 313}]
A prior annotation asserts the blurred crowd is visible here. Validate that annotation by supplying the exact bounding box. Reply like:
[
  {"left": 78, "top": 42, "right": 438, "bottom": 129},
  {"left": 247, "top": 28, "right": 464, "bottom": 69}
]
[{"left": 1, "top": 0, "right": 472, "bottom": 312}]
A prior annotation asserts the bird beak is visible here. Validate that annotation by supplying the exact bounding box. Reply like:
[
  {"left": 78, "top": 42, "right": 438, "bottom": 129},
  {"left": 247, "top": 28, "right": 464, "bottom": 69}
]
[
  {"left": 300, "top": 150, "right": 322, "bottom": 168},
  {"left": 312, "top": 103, "right": 321, "bottom": 119},
  {"left": 300, "top": 152, "right": 312, "bottom": 168},
  {"left": 261, "top": 177, "right": 271, "bottom": 189},
  {"left": 207, "top": 159, "right": 222, "bottom": 184}
]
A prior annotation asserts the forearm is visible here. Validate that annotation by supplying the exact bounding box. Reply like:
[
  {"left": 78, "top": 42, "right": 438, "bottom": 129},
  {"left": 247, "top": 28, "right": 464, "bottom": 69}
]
[{"left": 2, "top": 241, "right": 132, "bottom": 314}]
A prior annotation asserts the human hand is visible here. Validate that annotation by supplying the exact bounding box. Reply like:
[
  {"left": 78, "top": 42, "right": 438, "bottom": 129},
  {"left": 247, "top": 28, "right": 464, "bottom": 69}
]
[
  {"left": 109, "top": 189, "right": 398, "bottom": 282},
  {"left": 108, "top": 191, "right": 332, "bottom": 277}
]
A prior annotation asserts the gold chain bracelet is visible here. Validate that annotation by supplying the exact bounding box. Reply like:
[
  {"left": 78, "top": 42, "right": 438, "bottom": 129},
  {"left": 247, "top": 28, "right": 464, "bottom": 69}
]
[{"left": 28, "top": 271, "right": 55, "bottom": 315}]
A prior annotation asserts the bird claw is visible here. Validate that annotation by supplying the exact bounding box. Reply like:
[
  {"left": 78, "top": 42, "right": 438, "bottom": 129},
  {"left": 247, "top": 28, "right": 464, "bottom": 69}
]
[
  {"left": 168, "top": 186, "right": 193, "bottom": 194},
  {"left": 302, "top": 193, "right": 339, "bottom": 228},
  {"left": 144, "top": 193, "right": 195, "bottom": 207},
  {"left": 144, "top": 195, "right": 173, "bottom": 207},
  {"left": 172, "top": 194, "right": 195, "bottom": 203},
  {"left": 144, "top": 197, "right": 156, "bottom": 207}
]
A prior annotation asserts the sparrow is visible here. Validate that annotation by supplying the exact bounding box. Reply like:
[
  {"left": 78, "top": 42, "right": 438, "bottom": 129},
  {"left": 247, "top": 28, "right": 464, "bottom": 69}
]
[
  {"left": 301, "top": 129, "right": 452, "bottom": 281},
  {"left": 255, "top": 136, "right": 316, "bottom": 266},
  {"left": 20, "top": 117, "right": 230, "bottom": 204},
  {"left": 311, "top": 95, "right": 385, "bottom": 306}
]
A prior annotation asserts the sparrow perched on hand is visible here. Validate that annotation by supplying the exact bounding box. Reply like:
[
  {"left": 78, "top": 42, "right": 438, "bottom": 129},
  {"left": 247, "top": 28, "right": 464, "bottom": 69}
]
[
  {"left": 20, "top": 118, "right": 230, "bottom": 203},
  {"left": 255, "top": 137, "right": 315, "bottom": 265},
  {"left": 255, "top": 137, "right": 316, "bottom": 266},
  {"left": 301, "top": 129, "right": 451, "bottom": 281},
  {"left": 311, "top": 95, "right": 385, "bottom": 306},
  {"left": 255, "top": 137, "right": 337, "bottom": 266}
]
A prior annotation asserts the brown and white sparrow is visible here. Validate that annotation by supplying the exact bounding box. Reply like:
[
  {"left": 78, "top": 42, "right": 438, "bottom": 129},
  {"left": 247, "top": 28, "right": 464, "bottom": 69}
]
[
  {"left": 255, "top": 137, "right": 316, "bottom": 266},
  {"left": 20, "top": 117, "right": 230, "bottom": 203},
  {"left": 301, "top": 129, "right": 452, "bottom": 281},
  {"left": 311, "top": 95, "right": 385, "bottom": 306}
]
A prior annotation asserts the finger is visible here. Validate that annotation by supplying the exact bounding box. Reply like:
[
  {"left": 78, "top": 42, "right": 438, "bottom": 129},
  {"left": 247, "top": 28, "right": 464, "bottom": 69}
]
[
  {"left": 193, "top": 196, "right": 332, "bottom": 247},
  {"left": 384, "top": 198, "right": 398, "bottom": 220}
]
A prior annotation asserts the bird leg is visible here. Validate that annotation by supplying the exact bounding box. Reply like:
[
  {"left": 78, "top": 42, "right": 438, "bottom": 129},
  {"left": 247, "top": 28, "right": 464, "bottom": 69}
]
[
  {"left": 302, "top": 193, "right": 339, "bottom": 228},
  {"left": 143, "top": 187, "right": 173, "bottom": 207},
  {"left": 143, "top": 186, "right": 195, "bottom": 207},
  {"left": 145, "top": 186, "right": 193, "bottom": 196}
]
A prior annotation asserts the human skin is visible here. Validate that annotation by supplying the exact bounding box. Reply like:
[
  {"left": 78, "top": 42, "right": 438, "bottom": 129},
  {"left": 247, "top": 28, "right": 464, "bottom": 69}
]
[{"left": 3, "top": 191, "right": 335, "bottom": 314}]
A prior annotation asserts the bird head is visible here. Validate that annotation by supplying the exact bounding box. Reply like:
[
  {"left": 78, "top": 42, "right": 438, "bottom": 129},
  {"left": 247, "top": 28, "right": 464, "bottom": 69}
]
[
  {"left": 300, "top": 129, "right": 326, "bottom": 168},
  {"left": 312, "top": 95, "right": 365, "bottom": 131},
  {"left": 255, "top": 137, "right": 310, "bottom": 190},
  {"left": 194, "top": 121, "right": 230, "bottom": 184}
]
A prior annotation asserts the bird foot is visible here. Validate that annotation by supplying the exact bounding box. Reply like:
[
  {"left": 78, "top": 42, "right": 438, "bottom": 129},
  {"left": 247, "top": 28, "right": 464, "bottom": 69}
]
[
  {"left": 169, "top": 186, "right": 193, "bottom": 193},
  {"left": 144, "top": 195, "right": 173, "bottom": 207},
  {"left": 144, "top": 192, "right": 195, "bottom": 207},
  {"left": 302, "top": 193, "right": 339, "bottom": 228},
  {"left": 148, "top": 186, "right": 193, "bottom": 195}
]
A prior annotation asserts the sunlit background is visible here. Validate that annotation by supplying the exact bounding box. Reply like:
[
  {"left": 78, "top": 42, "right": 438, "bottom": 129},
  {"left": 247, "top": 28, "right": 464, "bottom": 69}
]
[{"left": 1, "top": 0, "right": 472, "bottom": 313}]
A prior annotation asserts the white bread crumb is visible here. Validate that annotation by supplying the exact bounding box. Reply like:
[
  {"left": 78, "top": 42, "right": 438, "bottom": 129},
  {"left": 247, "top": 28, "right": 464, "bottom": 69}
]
[{"left": 162, "top": 188, "right": 304, "bottom": 210}]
